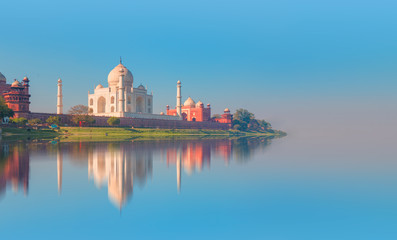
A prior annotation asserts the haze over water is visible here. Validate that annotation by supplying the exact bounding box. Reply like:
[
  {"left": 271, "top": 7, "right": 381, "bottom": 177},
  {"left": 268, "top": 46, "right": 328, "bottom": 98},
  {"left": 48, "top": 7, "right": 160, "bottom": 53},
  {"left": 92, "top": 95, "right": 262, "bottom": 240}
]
[{"left": 1, "top": 131, "right": 397, "bottom": 239}]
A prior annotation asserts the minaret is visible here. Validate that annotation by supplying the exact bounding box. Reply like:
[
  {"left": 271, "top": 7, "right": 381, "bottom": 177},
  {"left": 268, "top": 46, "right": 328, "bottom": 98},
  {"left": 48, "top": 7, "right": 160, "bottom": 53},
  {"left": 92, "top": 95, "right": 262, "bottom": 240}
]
[
  {"left": 57, "top": 78, "right": 63, "bottom": 114},
  {"left": 176, "top": 80, "right": 182, "bottom": 117},
  {"left": 22, "top": 76, "right": 30, "bottom": 94},
  {"left": 57, "top": 148, "right": 63, "bottom": 195},
  {"left": 118, "top": 68, "right": 125, "bottom": 116}
]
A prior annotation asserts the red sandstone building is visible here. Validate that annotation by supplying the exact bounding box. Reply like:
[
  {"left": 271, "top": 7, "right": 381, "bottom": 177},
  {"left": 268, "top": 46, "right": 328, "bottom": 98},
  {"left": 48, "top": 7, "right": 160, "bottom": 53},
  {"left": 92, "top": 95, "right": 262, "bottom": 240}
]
[
  {"left": 0, "top": 70, "right": 232, "bottom": 130},
  {"left": 214, "top": 108, "right": 233, "bottom": 126},
  {"left": 166, "top": 97, "right": 233, "bottom": 126},
  {"left": 0, "top": 72, "right": 31, "bottom": 118},
  {"left": 166, "top": 97, "right": 211, "bottom": 122}
]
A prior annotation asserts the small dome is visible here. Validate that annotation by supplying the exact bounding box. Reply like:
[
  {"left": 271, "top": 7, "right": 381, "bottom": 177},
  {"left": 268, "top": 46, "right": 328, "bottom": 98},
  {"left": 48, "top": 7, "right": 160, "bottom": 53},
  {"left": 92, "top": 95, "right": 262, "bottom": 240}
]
[
  {"left": 184, "top": 97, "right": 196, "bottom": 107},
  {"left": 224, "top": 108, "right": 230, "bottom": 113},
  {"left": 23, "top": 77, "right": 29, "bottom": 81},
  {"left": 0, "top": 72, "right": 6, "bottom": 82},
  {"left": 196, "top": 101, "right": 204, "bottom": 108},
  {"left": 107, "top": 63, "right": 133, "bottom": 88},
  {"left": 160, "top": 112, "right": 164, "bottom": 115},
  {"left": 177, "top": 80, "right": 181, "bottom": 84},
  {"left": 96, "top": 84, "right": 104, "bottom": 89},
  {"left": 138, "top": 84, "right": 145, "bottom": 90},
  {"left": 57, "top": 78, "right": 62, "bottom": 83},
  {"left": 11, "top": 80, "right": 21, "bottom": 87}
]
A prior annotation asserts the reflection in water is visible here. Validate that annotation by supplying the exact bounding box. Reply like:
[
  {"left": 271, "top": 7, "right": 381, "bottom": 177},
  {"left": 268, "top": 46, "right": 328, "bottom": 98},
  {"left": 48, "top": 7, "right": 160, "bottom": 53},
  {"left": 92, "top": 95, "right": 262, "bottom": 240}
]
[
  {"left": 87, "top": 143, "right": 152, "bottom": 208},
  {"left": 57, "top": 147, "right": 62, "bottom": 194},
  {"left": 0, "top": 143, "right": 29, "bottom": 198},
  {"left": 0, "top": 137, "right": 274, "bottom": 208}
]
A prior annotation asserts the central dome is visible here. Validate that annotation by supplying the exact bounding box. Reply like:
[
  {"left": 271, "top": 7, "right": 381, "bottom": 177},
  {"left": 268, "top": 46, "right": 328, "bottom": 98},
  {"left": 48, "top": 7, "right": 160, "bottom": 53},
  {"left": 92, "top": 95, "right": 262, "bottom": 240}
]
[{"left": 107, "top": 63, "right": 133, "bottom": 88}]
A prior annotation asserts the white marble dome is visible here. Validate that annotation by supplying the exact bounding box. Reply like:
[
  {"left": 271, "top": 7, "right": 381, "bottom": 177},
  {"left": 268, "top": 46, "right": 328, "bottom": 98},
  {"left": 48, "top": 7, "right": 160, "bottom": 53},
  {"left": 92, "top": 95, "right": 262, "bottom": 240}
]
[
  {"left": 184, "top": 97, "right": 196, "bottom": 107},
  {"left": 107, "top": 63, "right": 133, "bottom": 88}
]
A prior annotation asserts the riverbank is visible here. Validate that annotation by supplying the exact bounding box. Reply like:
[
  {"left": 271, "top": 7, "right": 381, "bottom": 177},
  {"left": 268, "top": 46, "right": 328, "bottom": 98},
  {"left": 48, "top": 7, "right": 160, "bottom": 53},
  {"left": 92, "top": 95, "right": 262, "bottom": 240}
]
[
  {"left": 1, "top": 126, "right": 286, "bottom": 141},
  {"left": 1, "top": 127, "right": 60, "bottom": 141}
]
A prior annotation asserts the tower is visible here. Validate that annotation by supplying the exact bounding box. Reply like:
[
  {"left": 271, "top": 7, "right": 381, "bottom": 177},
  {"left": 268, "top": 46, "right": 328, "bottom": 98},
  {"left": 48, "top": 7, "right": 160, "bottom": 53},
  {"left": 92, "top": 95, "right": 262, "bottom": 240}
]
[
  {"left": 3, "top": 79, "right": 31, "bottom": 118},
  {"left": 22, "top": 77, "right": 29, "bottom": 94},
  {"left": 118, "top": 68, "right": 125, "bottom": 116},
  {"left": 57, "top": 78, "right": 63, "bottom": 114},
  {"left": 176, "top": 80, "right": 182, "bottom": 117}
]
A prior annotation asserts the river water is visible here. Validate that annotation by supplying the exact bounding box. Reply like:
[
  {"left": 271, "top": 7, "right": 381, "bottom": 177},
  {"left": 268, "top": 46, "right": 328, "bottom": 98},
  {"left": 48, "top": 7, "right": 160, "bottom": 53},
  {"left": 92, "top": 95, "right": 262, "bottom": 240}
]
[{"left": 0, "top": 134, "right": 396, "bottom": 239}]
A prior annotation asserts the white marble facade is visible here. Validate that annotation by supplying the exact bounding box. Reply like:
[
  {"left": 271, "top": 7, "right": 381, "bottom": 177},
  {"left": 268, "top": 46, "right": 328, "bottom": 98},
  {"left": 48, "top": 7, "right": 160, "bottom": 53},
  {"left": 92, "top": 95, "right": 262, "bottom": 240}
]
[{"left": 88, "top": 62, "right": 156, "bottom": 118}]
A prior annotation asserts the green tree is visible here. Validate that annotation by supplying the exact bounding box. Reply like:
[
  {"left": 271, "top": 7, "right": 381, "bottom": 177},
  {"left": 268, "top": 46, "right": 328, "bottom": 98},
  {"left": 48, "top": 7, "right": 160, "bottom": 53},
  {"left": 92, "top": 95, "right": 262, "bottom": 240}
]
[
  {"left": 68, "top": 105, "right": 88, "bottom": 115},
  {"left": 107, "top": 117, "right": 120, "bottom": 126},
  {"left": 232, "top": 119, "right": 246, "bottom": 131},
  {"left": 68, "top": 105, "right": 95, "bottom": 126},
  {"left": 46, "top": 116, "right": 60, "bottom": 125},
  {"left": 232, "top": 109, "right": 255, "bottom": 131},
  {"left": 11, "top": 117, "right": 28, "bottom": 126},
  {"left": 234, "top": 108, "right": 254, "bottom": 123},
  {"left": 258, "top": 119, "right": 271, "bottom": 131},
  {"left": 233, "top": 124, "right": 242, "bottom": 130},
  {"left": 247, "top": 119, "right": 259, "bottom": 131},
  {"left": 28, "top": 118, "right": 42, "bottom": 125},
  {"left": 0, "top": 96, "right": 14, "bottom": 120},
  {"left": 232, "top": 109, "right": 274, "bottom": 132},
  {"left": 71, "top": 115, "right": 95, "bottom": 125}
]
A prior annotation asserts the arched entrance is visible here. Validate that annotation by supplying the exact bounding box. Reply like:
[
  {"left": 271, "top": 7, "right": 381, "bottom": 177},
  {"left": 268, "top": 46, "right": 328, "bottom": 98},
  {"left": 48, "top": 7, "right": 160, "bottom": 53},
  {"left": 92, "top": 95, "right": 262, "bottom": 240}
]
[
  {"left": 97, "top": 97, "right": 106, "bottom": 113},
  {"left": 136, "top": 96, "right": 144, "bottom": 113}
]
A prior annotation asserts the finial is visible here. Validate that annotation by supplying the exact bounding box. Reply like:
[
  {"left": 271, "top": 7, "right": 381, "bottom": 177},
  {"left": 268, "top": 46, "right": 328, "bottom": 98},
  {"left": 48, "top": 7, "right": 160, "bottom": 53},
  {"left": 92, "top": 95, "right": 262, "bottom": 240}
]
[{"left": 120, "top": 56, "right": 122, "bottom": 64}]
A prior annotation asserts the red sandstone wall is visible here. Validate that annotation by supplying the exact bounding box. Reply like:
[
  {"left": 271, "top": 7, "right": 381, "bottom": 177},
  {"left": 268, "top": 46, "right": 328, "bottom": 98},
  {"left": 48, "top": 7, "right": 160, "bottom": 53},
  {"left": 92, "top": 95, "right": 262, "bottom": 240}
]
[
  {"left": 167, "top": 107, "right": 211, "bottom": 122},
  {"left": 27, "top": 113, "right": 230, "bottom": 130}
]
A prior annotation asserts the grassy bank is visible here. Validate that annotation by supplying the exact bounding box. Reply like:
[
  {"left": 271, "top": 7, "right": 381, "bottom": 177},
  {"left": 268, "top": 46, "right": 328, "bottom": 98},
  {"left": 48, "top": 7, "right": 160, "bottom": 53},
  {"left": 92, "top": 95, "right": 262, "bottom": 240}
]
[
  {"left": 1, "top": 126, "right": 285, "bottom": 142},
  {"left": 1, "top": 127, "right": 60, "bottom": 141},
  {"left": 59, "top": 127, "right": 284, "bottom": 141}
]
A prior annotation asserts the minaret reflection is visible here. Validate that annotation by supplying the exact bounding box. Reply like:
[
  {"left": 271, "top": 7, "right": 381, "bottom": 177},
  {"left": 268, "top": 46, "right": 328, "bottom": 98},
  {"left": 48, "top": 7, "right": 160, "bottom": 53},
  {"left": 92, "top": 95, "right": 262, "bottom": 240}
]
[
  {"left": 57, "top": 147, "right": 63, "bottom": 195},
  {"left": 0, "top": 137, "right": 273, "bottom": 207},
  {"left": 167, "top": 141, "right": 213, "bottom": 192},
  {"left": 88, "top": 143, "right": 153, "bottom": 209}
]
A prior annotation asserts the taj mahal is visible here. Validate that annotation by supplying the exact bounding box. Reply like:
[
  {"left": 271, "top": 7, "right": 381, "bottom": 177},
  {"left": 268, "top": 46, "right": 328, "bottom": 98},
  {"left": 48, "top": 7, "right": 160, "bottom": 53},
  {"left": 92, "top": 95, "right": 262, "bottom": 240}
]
[
  {"left": 1, "top": 59, "right": 232, "bottom": 128},
  {"left": 87, "top": 60, "right": 179, "bottom": 120}
]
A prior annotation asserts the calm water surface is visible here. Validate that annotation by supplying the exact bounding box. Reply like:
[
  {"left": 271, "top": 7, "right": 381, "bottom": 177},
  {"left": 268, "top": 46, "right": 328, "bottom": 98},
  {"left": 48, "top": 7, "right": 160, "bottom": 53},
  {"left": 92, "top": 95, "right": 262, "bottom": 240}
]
[{"left": 0, "top": 134, "right": 396, "bottom": 239}]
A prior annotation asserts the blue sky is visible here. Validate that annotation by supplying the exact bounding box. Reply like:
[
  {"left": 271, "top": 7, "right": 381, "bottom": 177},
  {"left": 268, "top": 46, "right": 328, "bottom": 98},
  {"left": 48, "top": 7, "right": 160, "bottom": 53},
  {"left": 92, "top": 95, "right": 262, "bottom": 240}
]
[{"left": 0, "top": 0, "right": 396, "bottom": 131}]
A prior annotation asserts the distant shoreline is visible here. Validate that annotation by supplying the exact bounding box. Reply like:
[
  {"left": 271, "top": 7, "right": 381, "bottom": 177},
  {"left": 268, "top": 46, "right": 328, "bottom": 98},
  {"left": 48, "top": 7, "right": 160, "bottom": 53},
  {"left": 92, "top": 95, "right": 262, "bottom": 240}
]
[{"left": 1, "top": 126, "right": 286, "bottom": 142}]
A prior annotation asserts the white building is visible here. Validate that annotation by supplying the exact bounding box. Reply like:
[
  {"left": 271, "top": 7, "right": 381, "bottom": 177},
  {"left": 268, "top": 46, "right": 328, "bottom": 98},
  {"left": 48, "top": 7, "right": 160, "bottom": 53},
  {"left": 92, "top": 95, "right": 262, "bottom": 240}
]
[{"left": 88, "top": 61, "right": 179, "bottom": 120}]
